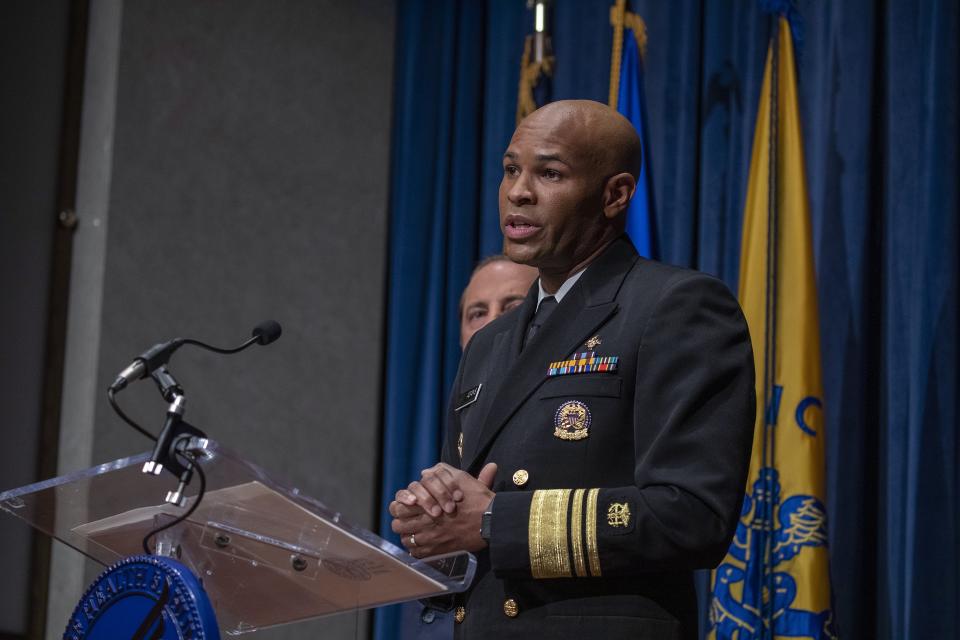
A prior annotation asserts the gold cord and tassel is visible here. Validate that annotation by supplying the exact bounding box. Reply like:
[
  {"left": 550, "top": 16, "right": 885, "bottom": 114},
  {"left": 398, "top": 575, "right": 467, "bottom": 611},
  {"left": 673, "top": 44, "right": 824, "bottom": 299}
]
[
  {"left": 608, "top": 0, "right": 648, "bottom": 110},
  {"left": 516, "top": 35, "right": 556, "bottom": 124}
]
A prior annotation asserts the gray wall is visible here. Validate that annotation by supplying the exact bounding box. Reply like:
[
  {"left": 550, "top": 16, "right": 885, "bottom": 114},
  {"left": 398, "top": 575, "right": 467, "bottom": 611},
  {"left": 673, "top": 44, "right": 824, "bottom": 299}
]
[
  {"left": 0, "top": 2, "right": 71, "bottom": 636},
  {"left": 48, "top": 1, "right": 395, "bottom": 638}
]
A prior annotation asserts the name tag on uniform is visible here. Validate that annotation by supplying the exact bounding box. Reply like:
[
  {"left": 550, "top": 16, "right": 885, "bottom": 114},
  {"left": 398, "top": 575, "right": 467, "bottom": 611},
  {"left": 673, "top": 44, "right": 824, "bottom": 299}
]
[{"left": 455, "top": 384, "right": 482, "bottom": 411}]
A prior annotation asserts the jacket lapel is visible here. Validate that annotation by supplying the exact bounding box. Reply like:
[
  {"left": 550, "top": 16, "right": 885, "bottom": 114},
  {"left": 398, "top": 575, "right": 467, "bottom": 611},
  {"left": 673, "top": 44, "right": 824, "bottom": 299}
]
[
  {"left": 463, "top": 236, "right": 640, "bottom": 474},
  {"left": 459, "top": 290, "right": 534, "bottom": 465}
]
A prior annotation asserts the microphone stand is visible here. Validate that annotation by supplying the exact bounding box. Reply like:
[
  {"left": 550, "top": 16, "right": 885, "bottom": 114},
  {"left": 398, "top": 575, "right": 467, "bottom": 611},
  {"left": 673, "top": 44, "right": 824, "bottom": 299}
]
[
  {"left": 106, "top": 321, "right": 282, "bottom": 554},
  {"left": 139, "top": 364, "right": 210, "bottom": 554},
  {"left": 143, "top": 366, "right": 207, "bottom": 506}
]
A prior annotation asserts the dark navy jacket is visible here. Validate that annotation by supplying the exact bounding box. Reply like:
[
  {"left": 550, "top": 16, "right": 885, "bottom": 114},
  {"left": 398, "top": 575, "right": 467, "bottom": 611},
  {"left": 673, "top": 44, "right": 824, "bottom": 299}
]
[{"left": 443, "top": 236, "right": 756, "bottom": 639}]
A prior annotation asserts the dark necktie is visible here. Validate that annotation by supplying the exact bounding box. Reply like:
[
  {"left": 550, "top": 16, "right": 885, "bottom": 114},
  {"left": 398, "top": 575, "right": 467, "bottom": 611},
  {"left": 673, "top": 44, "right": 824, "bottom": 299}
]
[{"left": 523, "top": 296, "right": 557, "bottom": 350}]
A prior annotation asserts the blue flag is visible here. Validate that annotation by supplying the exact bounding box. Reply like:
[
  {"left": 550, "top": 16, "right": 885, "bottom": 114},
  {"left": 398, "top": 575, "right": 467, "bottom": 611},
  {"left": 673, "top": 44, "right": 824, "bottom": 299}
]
[{"left": 611, "top": 13, "right": 656, "bottom": 259}]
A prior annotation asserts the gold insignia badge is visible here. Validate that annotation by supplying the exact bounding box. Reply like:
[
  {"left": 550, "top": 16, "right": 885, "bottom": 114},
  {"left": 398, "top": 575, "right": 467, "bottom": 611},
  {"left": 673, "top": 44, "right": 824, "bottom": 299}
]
[
  {"left": 457, "top": 432, "right": 464, "bottom": 458},
  {"left": 585, "top": 335, "right": 602, "bottom": 349},
  {"left": 607, "top": 502, "right": 631, "bottom": 528},
  {"left": 454, "top": 606, "right": 465, "bottom": 624},
  {"left": 553, "top": 400, "right": 591, "bottom": 440}
]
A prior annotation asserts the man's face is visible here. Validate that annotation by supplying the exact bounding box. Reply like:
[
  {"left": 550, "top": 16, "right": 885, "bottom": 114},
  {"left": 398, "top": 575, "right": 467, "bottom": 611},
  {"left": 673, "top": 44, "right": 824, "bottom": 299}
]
[
  {"left": 460, "top": 260, "right": 538, "bottom": 348},
  {"left": 498, "top": 112, "right": 607, "bottom": 273}
]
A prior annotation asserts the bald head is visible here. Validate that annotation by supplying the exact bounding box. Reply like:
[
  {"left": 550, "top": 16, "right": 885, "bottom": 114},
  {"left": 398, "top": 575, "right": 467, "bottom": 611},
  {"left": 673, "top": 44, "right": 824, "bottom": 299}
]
[
  {"left": 499, "top": 99, "right": 641, "bottom": 291},
  {"left": 521, "top": 100, "right": 642, "bottom": 181}
]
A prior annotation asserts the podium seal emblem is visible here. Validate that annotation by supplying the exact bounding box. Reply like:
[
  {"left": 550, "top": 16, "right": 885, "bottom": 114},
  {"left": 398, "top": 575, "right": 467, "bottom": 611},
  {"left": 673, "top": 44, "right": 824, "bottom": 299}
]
[{"left": 63, "top": 554, "right": 220, "bottom": 640}]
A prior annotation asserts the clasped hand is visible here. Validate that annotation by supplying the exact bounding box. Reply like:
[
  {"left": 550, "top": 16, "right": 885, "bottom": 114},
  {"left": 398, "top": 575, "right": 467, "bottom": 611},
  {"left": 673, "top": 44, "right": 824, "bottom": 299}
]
[{"left": 389, "top": 462, "right": 497, "bottom": 558}]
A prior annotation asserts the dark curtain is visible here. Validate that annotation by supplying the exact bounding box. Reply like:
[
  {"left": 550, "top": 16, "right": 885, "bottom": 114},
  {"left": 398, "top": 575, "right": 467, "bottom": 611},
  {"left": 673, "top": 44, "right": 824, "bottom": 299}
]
[
  {"left": 379, "top": 1, "right": 959, "bottom": 639},
  {"left": 375, "top": 3, "right": 522, "bottom": 637}
]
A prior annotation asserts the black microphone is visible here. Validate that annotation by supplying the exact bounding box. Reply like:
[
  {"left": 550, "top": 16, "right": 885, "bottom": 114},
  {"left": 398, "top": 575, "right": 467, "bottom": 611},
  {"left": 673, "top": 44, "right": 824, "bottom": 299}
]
[
  {"left": 252, "top": 320, "right": 282, "bottom": 345},
  {"left": 110, "top": 339, "right": 185, "bottom": 392},
  {"left": 109, "top": 321, "right": 283, "bottom": 393}
]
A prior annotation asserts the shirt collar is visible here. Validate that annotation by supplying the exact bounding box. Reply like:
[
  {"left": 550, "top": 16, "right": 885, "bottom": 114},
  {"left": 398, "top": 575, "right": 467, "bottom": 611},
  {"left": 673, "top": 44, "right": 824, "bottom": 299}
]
[{"left": 537, "top": 268, "right": 586, "bottom": 307}]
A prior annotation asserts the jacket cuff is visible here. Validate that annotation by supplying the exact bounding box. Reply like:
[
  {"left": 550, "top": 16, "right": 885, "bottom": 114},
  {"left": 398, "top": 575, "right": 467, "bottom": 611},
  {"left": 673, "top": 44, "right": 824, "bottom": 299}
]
[{"left": 488, "top": 490, "right": 533, "bottom": 578}]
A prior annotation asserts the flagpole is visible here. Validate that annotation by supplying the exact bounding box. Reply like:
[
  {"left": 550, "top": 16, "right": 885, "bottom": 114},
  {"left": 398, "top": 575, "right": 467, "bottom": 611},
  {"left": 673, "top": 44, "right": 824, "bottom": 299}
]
[
  {"left": 760, "top": 15, "right": 781, "bottom": 639},
  {"left": 533, "top": 0, "right": 547, "bottom": 62},
  {"left": 516, "top": 0, "right": 554, "bottom": 123}
]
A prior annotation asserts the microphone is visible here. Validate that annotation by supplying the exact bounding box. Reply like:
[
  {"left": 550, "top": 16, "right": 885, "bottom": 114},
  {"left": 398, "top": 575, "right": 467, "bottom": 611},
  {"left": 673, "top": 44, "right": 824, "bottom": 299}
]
[
  {"left": 109, "top": 320, "right": 283, "bottom": 393},
  {"left": 252, "top": 320, "right": 282, "bottom": 345},
  {"left": 110, "top": 339, "right": 185, "bottom": 392},
  {"left": 104, "top": 320, "right": 284, "bottom": 552}
]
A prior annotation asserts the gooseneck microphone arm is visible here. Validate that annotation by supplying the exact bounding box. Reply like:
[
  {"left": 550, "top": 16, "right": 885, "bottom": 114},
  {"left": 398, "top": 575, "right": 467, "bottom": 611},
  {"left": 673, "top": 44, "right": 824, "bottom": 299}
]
[
  {"left": 106, "top": 319, "right": 281, "bottom": 438},
  {"left": 106, "top": 321, "right": 282, "bottom": 442},
  {"left": 108, "top": 320, "right": 282, "bottom": 395}
]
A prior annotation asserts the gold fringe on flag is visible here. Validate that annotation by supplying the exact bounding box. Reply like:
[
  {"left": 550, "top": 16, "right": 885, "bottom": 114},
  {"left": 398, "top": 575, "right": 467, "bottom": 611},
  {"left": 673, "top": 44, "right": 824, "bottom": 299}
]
[
  {"left": 516, "top": 35, "right": 555, "bottom": 124},
  {"left": 608, "top": 0, "right": 648, "bottom": 110}
]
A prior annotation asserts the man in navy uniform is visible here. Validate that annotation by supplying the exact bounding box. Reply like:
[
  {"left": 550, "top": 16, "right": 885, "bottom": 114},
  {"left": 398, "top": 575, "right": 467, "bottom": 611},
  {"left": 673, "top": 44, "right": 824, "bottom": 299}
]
[{"left": 389, "top": 100, "right": 755, "bottom": 639}]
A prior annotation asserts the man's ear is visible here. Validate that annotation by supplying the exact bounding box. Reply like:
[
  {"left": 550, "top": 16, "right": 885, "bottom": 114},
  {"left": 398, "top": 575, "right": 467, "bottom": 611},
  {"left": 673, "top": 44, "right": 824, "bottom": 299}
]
[{"left": 602, "top": 173, "right": 637, "bottom": 220}]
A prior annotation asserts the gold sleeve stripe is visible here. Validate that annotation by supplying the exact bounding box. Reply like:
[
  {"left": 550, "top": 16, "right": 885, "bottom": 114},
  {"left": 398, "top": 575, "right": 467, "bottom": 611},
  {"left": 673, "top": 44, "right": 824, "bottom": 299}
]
[
  {"left": 570, "top": 489, "right": 588, "bottom": 577},
  {"left": 529, "top": 489, "right": 573, "bottom": 579},
  {"left": 586, "top": 488, "right": 602, "bottom": 577}
]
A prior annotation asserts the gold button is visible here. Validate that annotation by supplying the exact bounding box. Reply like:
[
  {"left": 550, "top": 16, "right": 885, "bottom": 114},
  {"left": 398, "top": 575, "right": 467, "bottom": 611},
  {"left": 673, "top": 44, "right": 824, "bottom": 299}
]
[
  {"left": 454, "top": 606, "right": 465, "bottom": 624},
  {"left": 503, "top": 598, "right": 519, "bottom": 618},
  {"left": 512, "top": 469, "right": 529, "bottom": 486}
]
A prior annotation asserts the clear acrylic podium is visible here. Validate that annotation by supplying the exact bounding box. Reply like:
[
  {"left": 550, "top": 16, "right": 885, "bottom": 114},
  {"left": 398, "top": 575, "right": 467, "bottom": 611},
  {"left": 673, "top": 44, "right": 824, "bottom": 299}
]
[{"left": 0, "top": 439, "right": 475, "bottom": 636}]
